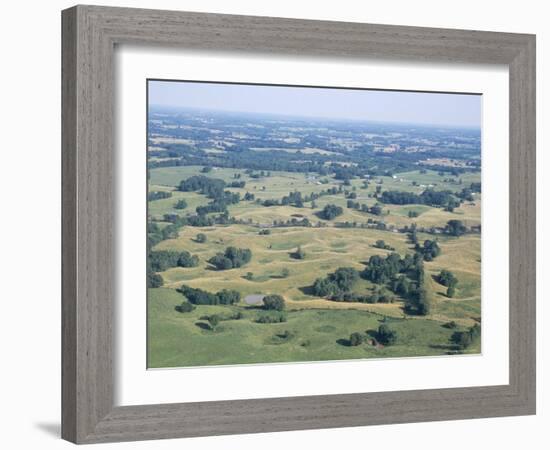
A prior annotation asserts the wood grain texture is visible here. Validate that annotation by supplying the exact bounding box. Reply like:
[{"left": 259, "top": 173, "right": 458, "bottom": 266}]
[{"left": 61, "top": 5, "right": 536, "bottom": 444}]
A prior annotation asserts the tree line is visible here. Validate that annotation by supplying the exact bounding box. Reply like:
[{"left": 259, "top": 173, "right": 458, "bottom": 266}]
[
  {"left": 149, "top": 249, "right": 199, "bottom": 271},
  {"left": 148, "top": 191, "right": 172, "bottom": 201},
  {"left": 178, "top": 284, "right": 241, "bottom": 305}
]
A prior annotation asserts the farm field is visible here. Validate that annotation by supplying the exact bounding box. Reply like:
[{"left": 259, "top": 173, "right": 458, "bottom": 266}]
[{"left": 146, "top": 88, "right": 482, "bottom": 368}]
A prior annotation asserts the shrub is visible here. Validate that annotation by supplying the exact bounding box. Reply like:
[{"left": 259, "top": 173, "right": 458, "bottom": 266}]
[
  {"left": 148, "top": 191, "right": 172, "bottom": 201},
  {"left": 349, "top": 332, "right": 364, "bottom": 346},
  {"left": 207, "top": 315, "right": 220, "bottom": 330},
  {"left": 256, "top": 312, "right": 287, "bottom": 323},
  {"left": 447, "top": 285, "right": 456, "bottom": 298},
  {"left": 147, "top": 272, "right": 163, "bottom": 288},
  {"left": 175, "top": 302, "right": 195, "bottom": 313},
  {"left": 451, "top": 324, "right": 481, "bottom": 349},
  {"left": 377, "top": 324, "right": 397, "bottom": 345},
  {"left": 445, "top": 219, "right": 467, "bottom": 236},
  {"left": 451, "top": 331, "right": 472, "bottom": 349},
  {"left": 418, "top": 240, "right": 441, "bottom": 261},
  {"left": 195, "top": 233, "right": 207, "bottom": 243},
  {"left": 292, "top": 246, "right": 306, "bottom": 260},
  {"left": 208, "top": 247, "right": 252, "bottom": 270},
  {"left": 319, "top": 204, "right": 343, "bottom": 220},
  {"left": 263, "top": 294, "right": 285, "bottom": 311},
  {"left": 437, "top": 269, "right": 458, "bottom": 287},
  {"left": 174, "top": 199, "right": 188, "bottom": 210}
]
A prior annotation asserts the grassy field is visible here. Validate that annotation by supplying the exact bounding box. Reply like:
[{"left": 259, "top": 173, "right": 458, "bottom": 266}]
[
  {"left": 148, "top": 288, "right": 480, "bottom": 368},
  {"left": 148, "top": 165, "right": 482, "bottom": 367},
  {"left": 148, "top": 166, "right": 481, "bottom": 229}
]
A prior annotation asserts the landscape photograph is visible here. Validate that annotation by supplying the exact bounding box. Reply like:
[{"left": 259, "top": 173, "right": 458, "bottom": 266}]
[{"left": 146, "top": 80, "right": 482, "bottom": 368}]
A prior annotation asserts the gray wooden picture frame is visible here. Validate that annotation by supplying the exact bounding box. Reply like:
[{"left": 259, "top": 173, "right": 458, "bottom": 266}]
[{"left": 61, "top": 5, "right": 536, "bottom": 444}]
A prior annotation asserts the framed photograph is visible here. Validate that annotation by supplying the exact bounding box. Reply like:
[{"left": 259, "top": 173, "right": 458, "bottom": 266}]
[{"left": 62, "top": 5, "right": 536, "bottom": 444}]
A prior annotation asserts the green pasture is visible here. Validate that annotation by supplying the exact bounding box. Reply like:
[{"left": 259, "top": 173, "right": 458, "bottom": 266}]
[
  {"left": 147, "top": 165, "right": 482, "bottom": 367},
  {"left": 148, "top": 288, "right": 480, "bottom": 368}
]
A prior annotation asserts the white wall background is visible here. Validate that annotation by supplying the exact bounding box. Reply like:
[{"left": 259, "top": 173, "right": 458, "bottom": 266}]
[{"left": 0, "top": 1, "right": 546, "bottom": 448}]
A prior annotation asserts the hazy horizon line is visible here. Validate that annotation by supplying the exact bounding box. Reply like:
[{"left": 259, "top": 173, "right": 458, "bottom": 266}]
[{"left": 148, "top": 104, "right": 482, "bottom": 131}]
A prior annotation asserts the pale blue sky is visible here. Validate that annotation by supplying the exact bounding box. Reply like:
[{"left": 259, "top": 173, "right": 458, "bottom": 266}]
[{"left": 148, "top": 80, "right": 481, "bottom": 128}]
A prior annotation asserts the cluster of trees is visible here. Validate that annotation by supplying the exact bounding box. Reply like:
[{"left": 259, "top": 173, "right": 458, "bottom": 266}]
[
  {"left": 147, "top": 221, "right": 181, "bottom": 247},
  {"left": 208, "top": 246, "right": 252, "bottom": 270},
  {"left": 363, "top": 253, "right": 417, "bottom": 284},
  {"left": 178, "top": 284, "right": 241, "bottom": 305},
  {"left": 173, "top": 199, "right": 188, "bottom": 210},
  {"left": 260, "top": 190, "right": 311, "bottom": 208},
  {"left": 348, "top": 324, "right": 397, "bottom": 347},
  {"left": 437, "top": 269, "right": 459, "bottom": 297},
  {"left": 380, "top": 189, "right": 459, "bottom": 208},
  {"left": 256, "top": 312, "right": 286, "bottom": 323},
  {"left": 198, "top": 311, "right": 243, "bottom": 330},
  {"left": 175, "top": 301, "right": 195, "bottom": 313},
  {"left": 349, "top": 332, "right": 365, "bottom": 346},
  {"left": 363, "top": 252, "right": 431, "bottom": 315},
  {"left": 147, "top": 271, "right": 163, "bottom": 288},
  {"left": 281, "top": 191, "right": 305, "bottom": 207},
  {"left": 229, "top": 180, "right": 246, "bottom": 188},
  {"left": 454, "top": 181, "right": 481, "bottom": 203},
  {"left": 310, "top": 254, "right": 429, "bottom": 308},
  {"left": 312, "top": 267, "right": 360, "bottom": 299},
  {"left": 445, "top": 219, "right": 468, "bottom": 236},
  {"left": 179, "top": 175, "right": 226, "bottom": 198},
  {"left": 148, "top": 191, "right": 172, "bottom": 201},
  {"left": 318, "top": 204, "right": 343, "bottom": 220},
  {"left": 262, "top": 294, "right": 285, "bottom": 311},
  {"left": 271, "top": 217, "right": 311, "bottom": 228},
  {"left": 149, "top": 250, "right": 199, "bottom": 271},
  {"left": 437, "top": 269, "right": 457, "bottom": 286},
  {"left": 177, "top": 175, "right": 246, "bottom": 225},
  {"left": 451, "top": 323, "right": 481, "bottom": 349},
  {"left": 346, "top": 200, "right": 384, "bottom": 216},
  {"left": 415, "top": 239, "right": 441, "bottom": 261},
  {"left": 246, "top": 169, "right": 271, "bottom": 178},
  {"left": 377, "top": 324, "right": 398, "bottom": 345},
  {"left": 363, "top": 286, "right": 393, "bottom": 304},
  {"left": 195, "top": 190, "right": 240, "bottom": 215}
]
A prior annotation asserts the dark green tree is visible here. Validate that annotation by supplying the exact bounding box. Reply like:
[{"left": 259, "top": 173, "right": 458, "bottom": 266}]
[
  {"left": 175, "top": 301, "right": 195, "bottom": 313},
  {"left": 147, "top": 272, "right": 163, "bottom": 288},
  {"left": 174, "top": 199, "right": 188, "bottom": 210},
  {"left": 263, "top": 294, "right": 285, "bottom": 311},
  {"left": 377, "top": 324, "right": 397, "bottom": 345},
  {"left": 349, "top": 332, "right": 364, "bottom": 346},
  {"left": 208, "top": 315, "right": 220, "bottom": 330},
  {"left": 319, "top": 204, "right": 343, "bottom": 220},
  {"left": 445, "top": 219, "right": 467, "bottom": 236}
]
